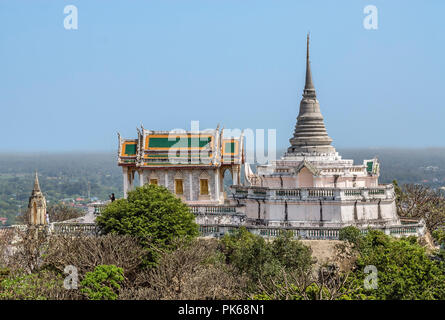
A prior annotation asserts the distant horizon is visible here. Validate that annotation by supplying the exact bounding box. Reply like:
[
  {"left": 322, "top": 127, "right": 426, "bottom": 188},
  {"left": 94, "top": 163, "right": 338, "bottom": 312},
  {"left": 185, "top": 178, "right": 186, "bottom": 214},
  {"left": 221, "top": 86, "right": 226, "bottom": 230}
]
[{"left": 1, "top": 146, "right": 445, "bottom": 155}]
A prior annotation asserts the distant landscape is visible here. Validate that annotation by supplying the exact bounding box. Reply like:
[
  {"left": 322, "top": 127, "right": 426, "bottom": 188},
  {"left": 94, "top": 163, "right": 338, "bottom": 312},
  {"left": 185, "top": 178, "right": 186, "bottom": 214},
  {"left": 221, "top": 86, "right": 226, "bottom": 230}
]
[{"left": 0, "top": 148, "right": 444, "bottom": 225}]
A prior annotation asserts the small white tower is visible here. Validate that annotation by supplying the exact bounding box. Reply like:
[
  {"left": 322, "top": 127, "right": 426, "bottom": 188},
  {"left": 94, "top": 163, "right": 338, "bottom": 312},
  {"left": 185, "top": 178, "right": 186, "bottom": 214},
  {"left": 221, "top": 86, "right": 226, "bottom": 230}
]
[{"left": 27, "top": 171, "right": 47, "bottom": 225}]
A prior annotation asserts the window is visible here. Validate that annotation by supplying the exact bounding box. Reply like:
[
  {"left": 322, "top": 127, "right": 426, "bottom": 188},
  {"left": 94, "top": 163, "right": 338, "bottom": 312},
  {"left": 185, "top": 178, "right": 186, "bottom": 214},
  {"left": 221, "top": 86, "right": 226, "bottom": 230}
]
[
  {"left": 200, "top": 179, "right": 209, "bottom": 195},
  {"left": 175, "top": 179, "right": 183, "bottom": 195},
  {"left": 150, "top": 179, "right": 158, "bottom": 185}
]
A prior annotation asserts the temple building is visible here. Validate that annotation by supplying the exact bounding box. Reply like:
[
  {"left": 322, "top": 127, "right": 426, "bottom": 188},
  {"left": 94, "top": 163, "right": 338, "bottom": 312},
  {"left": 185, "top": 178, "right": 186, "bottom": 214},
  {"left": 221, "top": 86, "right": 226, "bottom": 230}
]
[
  {"left": 118, "top": 127, "right": 243, "bottom": 207},
  {"left": 118, "top": 35, "right": 402, "bottom": 230},
  {"left": 232, "top": 35, "right": 400, "bottom": 228},
  {"left": 27, "top": 172, "right": 47, "bottom": 226}
]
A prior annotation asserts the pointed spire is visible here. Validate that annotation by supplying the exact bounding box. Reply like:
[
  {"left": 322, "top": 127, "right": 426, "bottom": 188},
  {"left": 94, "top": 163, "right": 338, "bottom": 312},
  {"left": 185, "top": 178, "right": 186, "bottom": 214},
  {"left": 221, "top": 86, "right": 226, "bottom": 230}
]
[
  {"left": 33, "top": 171, "right": 41, "bottom": 193},
  {"left": 287, "top": 34, "right": 335, "bottom": 155},
  {"left": 304, "top": 33, "right": 316, "bottom": 98}
]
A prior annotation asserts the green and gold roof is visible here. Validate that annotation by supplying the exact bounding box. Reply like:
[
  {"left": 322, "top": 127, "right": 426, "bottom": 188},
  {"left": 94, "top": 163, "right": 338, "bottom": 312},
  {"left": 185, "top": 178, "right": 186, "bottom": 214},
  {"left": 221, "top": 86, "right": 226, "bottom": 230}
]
[{"left": 117, "top": 127, "right": 243, "bottom": 168}]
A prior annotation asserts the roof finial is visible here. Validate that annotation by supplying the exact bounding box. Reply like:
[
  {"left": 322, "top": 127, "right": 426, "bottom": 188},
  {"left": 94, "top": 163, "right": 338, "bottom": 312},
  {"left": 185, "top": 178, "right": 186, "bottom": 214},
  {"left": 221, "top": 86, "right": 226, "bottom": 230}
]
[{"left": 304, "top": 32, "right": 315, "bottom": 96}]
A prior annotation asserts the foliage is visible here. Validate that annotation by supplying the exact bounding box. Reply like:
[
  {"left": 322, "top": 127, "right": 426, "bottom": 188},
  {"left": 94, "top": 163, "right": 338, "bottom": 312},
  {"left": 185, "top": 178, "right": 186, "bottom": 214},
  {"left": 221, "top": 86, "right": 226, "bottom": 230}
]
[
  {"left": 254, "top": 230, "right": 445, "bottom": 300},
  {"left": 80, "top": 265, "right": 124, "bottom": 300},
  {"left": 347, "top": 230, "right": 445, "bottom": 300},
  {"left": 6, "top": 228, "right": 49, "bottom": 274},
  {"left": 252, "top": 265, "right": 363, "bottom": 300},
  {"left": 41, "top": 234, "right": 145, "bottom": 280},
  {"left": 432, "top": 229, "right": 445, "bottom": 246},
  {"left": 219, "top": 228, "right": 313, "bottom": 288},
  {"left": 339, "top": 226, "right": 362, "bottom": 247},
  {"left": 120, "top": 239, "right": 246, "bottom": 300},
  {"left": 96, "top": 184, "right": 199, "bottom": 266},
  {"left": 0, "top": 270, "right": 76, "bottom": 300},
  {"left": 432, "top": 229, "right": 445, "bottom": 260},
  {"left": 393, "top": 181, "right": 445, "bottom": 233}
]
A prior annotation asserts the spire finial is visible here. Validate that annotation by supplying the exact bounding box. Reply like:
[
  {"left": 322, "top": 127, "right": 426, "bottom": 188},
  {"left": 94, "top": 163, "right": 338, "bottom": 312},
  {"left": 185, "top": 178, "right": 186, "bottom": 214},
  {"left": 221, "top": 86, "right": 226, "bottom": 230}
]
[
  {"left": 304, "top": 33, "right": 315, "bottom": 96},
  {"left": 33, "top": 171, "right": 41, "bottom": 193}
]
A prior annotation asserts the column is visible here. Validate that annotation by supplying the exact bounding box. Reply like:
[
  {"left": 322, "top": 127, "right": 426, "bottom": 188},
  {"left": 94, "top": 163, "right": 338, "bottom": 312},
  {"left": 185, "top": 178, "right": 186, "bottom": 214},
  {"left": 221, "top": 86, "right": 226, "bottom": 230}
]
[
  {"left": 123, "top": 167, "right": 129, "bottom": 199},
  {"left": 233, "top": 166, "right": 239, "bottom": 185},
  {"left": 189, "top": 171, "right": 193, "bottom": 201},
  {"left": 214, "top": 167, "right": 220, "bottom": 202},
  {"left": 165, "top": 171, "right": 169, "bottom": 189},
  {"left": 139, "top": 170, "right": 145, "bottom": 187},
  {"left": 128, "top": 169, "right": 134, "bottom": 191}
]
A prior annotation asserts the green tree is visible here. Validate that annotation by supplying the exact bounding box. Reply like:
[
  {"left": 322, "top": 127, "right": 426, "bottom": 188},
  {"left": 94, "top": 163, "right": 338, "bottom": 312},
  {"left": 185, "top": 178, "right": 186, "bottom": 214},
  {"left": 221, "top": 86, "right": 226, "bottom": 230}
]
[
  {"left": 219, "top": 228, "right": 313, "bottom": 286},
  {"left": 80, "top": 265, "right": 124, "bottom": 300},
  {"left": 432, "top": 229, "right": 445, "bottom": 260},
  {"left": 348, "top": 230, "right": 445, "bottom": 300},
  {"left": 96, "top": 184, "right": 198, "bottom": 265}
]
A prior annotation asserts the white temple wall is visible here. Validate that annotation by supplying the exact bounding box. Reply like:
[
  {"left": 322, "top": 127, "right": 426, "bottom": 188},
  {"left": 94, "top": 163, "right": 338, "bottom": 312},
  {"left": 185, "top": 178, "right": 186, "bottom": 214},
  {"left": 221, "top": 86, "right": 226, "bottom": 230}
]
[
  {"left": 320, "top": 203, "right": 342, "bottom": 222},
  {"left": 267, "top": 203, "right": 285, "bottom": 221},
  {"left": 297, "top": 168, "right": 314, "bottom": 187},
  {"left": 315, "top": 176, "right": 334, "bottom": 187},
  {"left": 340, "top": 203, "right": 355, "bottom": 222},
  {"left": 282, "top": 177, "right": 297, "bottom": 188},
  {"left": 364, "top": 176, "right": 378, "bottom": 187},
  {"left": 380, "top": 201, "right": 398, "bottom": 221},
  {"left": 357, "top": 202, "right": 379, "bottom": 220},
  {"left": 287, "top": 202, "right": 320, "bottom": 221},
  {"left": 244, "top": 199, "right": 263, "bottom": 220},
  {"left": 241, "top": 196, "right": 399, "bottom": 227},
  {"left": 263, "top": 177, "right": 281, "bottom": 188}
]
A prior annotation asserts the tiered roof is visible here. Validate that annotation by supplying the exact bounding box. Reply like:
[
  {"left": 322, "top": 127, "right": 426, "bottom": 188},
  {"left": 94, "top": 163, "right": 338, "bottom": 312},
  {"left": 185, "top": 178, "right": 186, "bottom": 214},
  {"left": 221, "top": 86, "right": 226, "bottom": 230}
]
[{"left": 118, "top": 126, "right": 243, "bottom": 168}]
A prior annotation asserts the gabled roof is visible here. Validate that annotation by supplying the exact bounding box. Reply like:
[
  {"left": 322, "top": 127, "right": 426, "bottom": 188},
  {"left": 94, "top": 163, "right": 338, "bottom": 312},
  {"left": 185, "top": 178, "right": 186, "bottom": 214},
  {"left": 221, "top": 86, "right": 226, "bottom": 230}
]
[{"left": 293, "top": 160, "right": 320, "bottom": 176}]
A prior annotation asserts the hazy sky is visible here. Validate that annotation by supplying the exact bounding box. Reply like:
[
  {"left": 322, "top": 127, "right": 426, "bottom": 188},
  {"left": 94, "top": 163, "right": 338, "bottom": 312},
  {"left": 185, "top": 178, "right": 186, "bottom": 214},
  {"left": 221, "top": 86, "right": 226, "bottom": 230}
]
[{"left": 0, "top": 0, "right": 444, "bottom": 152}]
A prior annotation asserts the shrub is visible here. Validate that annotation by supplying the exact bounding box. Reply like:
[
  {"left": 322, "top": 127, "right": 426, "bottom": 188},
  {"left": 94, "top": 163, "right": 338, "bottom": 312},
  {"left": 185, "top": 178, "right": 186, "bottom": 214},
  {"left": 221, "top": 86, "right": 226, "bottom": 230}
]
[
  {"left": 339, "top": 226, "right": 362, "bottom": 247},
  {"left": 80, "top": 265, "right": 124, "bottom": 300},
  {"left": 219, "top": 228, "right": 313, "bottom": 287},
  {"left": 42, "top": 234, "right": 145, "bottom": 280},
  {"left": 0, "top": 270, "right": 80, "bottom": 300}
]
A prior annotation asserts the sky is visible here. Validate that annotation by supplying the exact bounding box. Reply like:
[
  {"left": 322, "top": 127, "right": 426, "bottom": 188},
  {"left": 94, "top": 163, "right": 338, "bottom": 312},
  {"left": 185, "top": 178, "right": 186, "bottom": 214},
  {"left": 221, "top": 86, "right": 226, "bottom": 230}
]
[{"left": 0, "top": 0, "right": 444, "bottom": 152}]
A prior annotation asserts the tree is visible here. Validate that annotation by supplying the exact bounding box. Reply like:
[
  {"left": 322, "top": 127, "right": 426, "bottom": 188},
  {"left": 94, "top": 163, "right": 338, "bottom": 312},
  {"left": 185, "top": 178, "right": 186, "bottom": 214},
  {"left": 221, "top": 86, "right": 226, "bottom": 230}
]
[
  {"left": 47, "top": 203, "right": 83, "bottom": 222},
  {"left": 42, "top": 234, "right": 145, "bottom": 280},
  {"left": 121, "top": 239, "right": 246, "bottom": 300},
  {"left": 219, "top": 228, "right": 313, "bottom": 288},
  {"left": 96, "top": 184, "right": 198, "bottom": 265},
  {"left": 393, "top": 181, "right": 445, "bottom": 233},
  {"left": 347, "top": 230, "right": 445, "bottom": 300}
]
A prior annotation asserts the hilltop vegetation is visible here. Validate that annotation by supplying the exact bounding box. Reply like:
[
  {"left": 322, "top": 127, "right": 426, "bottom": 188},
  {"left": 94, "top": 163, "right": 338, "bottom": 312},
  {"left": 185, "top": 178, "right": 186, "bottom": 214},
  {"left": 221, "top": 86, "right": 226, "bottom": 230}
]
[
  {"left": 1, "top": 185, "right": 444, "bottom": 300},
  {"left": 1, "top": 148, "right": 445, "bottom": 225}
]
